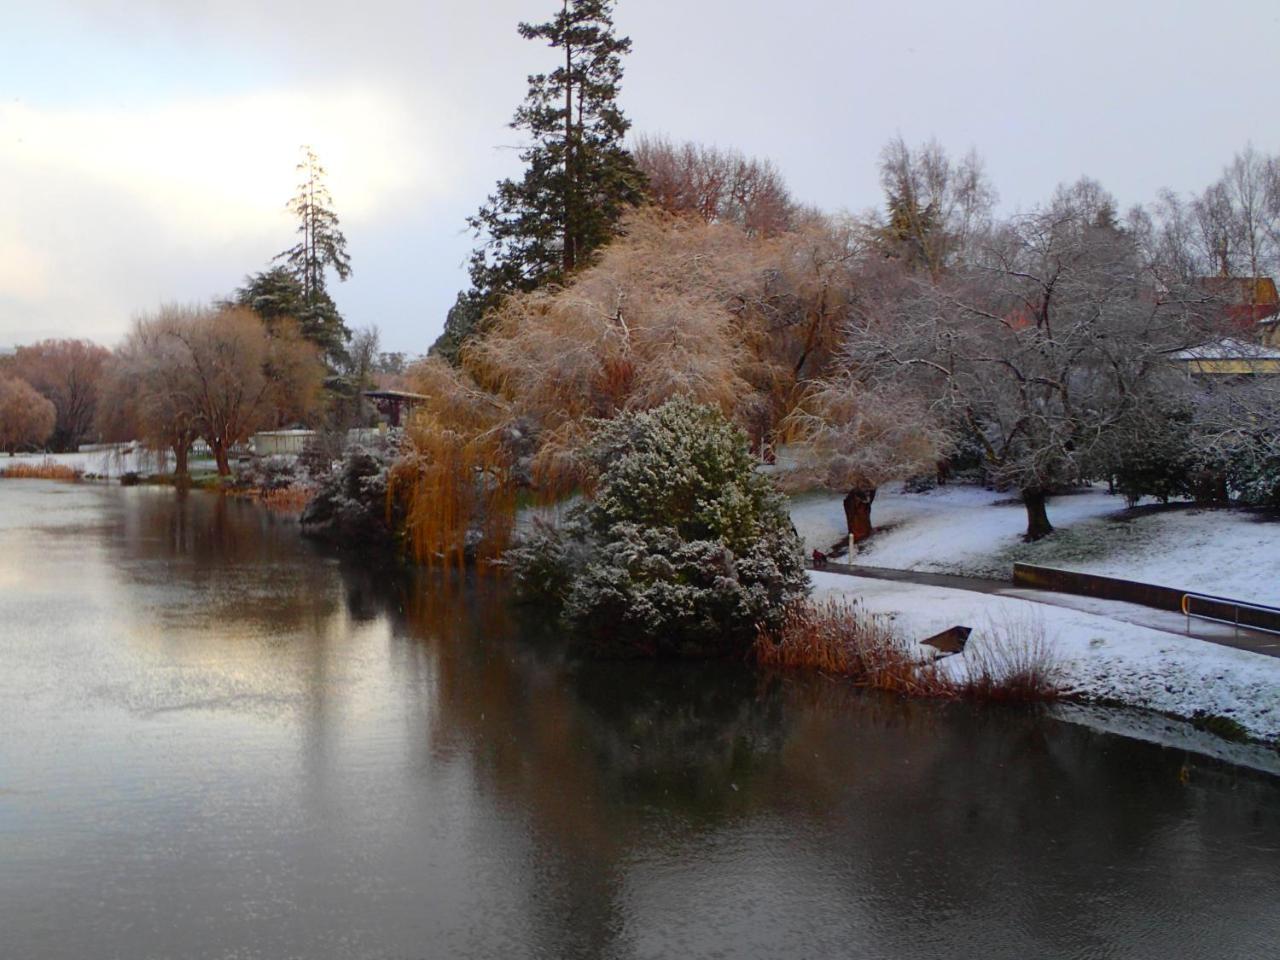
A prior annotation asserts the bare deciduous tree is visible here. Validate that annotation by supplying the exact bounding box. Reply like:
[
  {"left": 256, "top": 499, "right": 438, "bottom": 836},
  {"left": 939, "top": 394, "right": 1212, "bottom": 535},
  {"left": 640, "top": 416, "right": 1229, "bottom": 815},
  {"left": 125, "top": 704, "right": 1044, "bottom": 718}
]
[
  {"left": 8, "top": 339, "right": 111, "bottom": 452},
  {"left": 101, "top": 306, "right": 326, "bottom": 476},
  {"left": 0, "top": 375, "right": 57, "bottom": 454},
  {"left": 1142, "top": 145, "right": 1280, "bottom": 289},
  {"left": 848, "top": 197, "right": 1213, "bottom": 540},
  {"left": 633, "top": 135, "right": 797, "bottom": 237},
  {"left": 99, "top": 310, "right": 202, "bottom": 476},
  {"left": 869, "top": 137, "right": 996, "bottom": 278}
]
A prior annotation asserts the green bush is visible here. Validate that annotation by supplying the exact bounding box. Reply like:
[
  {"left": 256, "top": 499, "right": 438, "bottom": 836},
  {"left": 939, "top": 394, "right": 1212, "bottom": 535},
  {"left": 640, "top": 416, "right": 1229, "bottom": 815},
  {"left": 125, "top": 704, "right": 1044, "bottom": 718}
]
[{"left": 510, "top": 398, "right": 809, "bottom": 657}]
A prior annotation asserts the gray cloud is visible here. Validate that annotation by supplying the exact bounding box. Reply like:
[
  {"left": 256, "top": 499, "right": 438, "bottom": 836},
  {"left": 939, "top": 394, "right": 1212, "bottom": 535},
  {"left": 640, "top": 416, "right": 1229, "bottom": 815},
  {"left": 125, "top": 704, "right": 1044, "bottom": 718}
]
[{"left": 4, "top": 0, "right": 1278, "bottom": 353}]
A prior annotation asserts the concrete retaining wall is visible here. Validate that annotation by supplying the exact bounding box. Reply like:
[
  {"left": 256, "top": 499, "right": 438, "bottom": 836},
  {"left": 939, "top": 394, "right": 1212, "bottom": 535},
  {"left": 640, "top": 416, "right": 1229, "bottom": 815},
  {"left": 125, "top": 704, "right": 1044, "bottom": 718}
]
[
  {"left": 1012, "top": 563, "right": 1185, "bottom": 611},
  {"left": 1012, "top": 562, "right": 1280, "bottom": 633}
]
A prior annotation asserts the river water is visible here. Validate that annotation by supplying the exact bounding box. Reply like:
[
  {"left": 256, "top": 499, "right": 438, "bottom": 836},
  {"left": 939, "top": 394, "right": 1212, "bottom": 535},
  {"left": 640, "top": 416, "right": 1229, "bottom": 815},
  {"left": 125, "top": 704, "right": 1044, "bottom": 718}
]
[{"left": 1, "top": 482, "right": 1278, "bottom": 960}]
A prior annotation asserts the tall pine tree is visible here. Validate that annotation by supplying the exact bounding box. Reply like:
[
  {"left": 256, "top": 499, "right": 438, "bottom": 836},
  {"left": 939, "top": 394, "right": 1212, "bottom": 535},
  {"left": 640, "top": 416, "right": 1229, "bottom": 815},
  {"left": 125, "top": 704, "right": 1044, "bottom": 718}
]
[
  {"left": 275, "top": 145, "right": 353, "bottom": 367},
  {"left": 434, "top": 0, "right": 645, "bottom": 361}
]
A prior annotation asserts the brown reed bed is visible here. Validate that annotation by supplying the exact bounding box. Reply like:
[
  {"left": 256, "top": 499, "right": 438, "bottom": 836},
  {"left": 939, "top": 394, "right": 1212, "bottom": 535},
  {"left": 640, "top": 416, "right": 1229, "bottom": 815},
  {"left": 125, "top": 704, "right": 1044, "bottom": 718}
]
[
  {"left": 251, "top": 483, "right": 315, "bottom": 514},
  {"left": 0, "top": 460, "right": 83, "bottom": 481},
  {"left": 755, "top": 598, "right": 952, "bottom": 697},
  {"left": 755, "top": 598, "right": 1061, "bottom": 702}
]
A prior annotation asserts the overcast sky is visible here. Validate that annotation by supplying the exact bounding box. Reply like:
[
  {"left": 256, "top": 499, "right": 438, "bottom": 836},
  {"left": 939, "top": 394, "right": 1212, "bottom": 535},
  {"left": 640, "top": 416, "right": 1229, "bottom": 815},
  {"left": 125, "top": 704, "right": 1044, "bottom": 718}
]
[{"left": 4, "top": 0, "right": 1279, "bottom": 354}]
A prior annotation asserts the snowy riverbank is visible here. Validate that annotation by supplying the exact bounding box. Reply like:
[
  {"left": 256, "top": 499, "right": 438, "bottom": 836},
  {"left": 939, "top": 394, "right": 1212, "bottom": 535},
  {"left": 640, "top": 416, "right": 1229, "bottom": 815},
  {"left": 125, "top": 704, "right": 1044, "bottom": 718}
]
[
  {"left": 791, "top": 484, "right": 1280, "bottom": 606},
  {"left": 810, "top": 570, "right": 1280, "bottom": 746},
  {"left": 1, "top": 447, "right": 173, "bottom": 479}
]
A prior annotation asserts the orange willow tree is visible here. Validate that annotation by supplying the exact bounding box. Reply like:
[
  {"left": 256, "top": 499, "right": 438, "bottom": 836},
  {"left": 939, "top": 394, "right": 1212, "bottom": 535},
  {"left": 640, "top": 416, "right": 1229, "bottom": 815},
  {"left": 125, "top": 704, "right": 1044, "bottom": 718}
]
[
  {"left": 398, "top": 210, "right": 859, "bottom": 566},
  {"left": 394, "top": 359, "right": 518, "bottom": 567}
]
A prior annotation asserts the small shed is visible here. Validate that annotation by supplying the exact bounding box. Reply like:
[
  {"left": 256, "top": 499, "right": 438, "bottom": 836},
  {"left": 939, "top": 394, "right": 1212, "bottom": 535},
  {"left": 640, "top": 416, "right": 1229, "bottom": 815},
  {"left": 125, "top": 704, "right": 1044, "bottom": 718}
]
[
  {"left": 1174, "top": 338, "right": 1280, "bottom": 376},
  {"left": 363, "top": 390, "right": 429, "bottom": 427},
  {"left": 253, "top": 429, "right": 317, "bottom": 456}
]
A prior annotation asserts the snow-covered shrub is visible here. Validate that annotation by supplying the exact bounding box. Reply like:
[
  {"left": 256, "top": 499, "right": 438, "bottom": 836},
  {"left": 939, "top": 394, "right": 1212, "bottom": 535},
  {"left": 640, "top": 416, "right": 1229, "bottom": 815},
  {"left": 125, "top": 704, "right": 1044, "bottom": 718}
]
[
  {"left": 300, "top": 444, "right": 403, "bottom": 549},
  {"left": 509, "top": 519, "right": 586, "bottom": 608},
  {"left": 510, "top": 398, "right": 809, "bottom": 657},
  {"left": 233, "top": 455, "right": 298, "bottom": 493},
  {"left": 901, "top": 473, "right": 938, "bottom": 494},
  {"left": 298, "top": 431, "right": 347, "bottom": 480},
  {"left": 1108, "top": 413, "right": 1196, "bottom": 507},
  {"left": 1231, "top": 446, "right": 1280, "bottom": 508}
]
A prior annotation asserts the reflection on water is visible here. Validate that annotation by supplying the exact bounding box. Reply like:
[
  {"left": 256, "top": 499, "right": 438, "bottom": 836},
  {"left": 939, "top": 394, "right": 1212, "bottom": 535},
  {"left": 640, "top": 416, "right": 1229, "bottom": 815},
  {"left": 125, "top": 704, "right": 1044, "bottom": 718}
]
[{"left": 1, "top": 483, "right": 1278, "bottom": 960}]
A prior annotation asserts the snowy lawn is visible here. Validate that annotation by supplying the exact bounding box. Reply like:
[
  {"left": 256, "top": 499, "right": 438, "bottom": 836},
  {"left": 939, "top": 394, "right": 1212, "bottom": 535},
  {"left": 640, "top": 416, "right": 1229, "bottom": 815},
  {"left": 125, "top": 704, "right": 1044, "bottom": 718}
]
[
  {"left": 791, "top": 483, "right": 1280, "bottom": 606},
  {"left": 789, "top": 483, "right": 1123, "bottom": 577},
  {"left": 1002, "top": 506, "right": 1280, "bottom": 607},
  {"left": 810, "top": 570, "right": 1280, "bottom": 743}
]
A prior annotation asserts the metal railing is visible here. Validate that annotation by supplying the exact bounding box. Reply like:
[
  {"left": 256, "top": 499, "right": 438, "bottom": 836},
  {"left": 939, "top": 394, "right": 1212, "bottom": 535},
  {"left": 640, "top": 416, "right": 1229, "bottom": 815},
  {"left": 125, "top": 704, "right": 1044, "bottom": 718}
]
[{"left": 1182, "top": 592, "right": 1280, "bottom": 637}]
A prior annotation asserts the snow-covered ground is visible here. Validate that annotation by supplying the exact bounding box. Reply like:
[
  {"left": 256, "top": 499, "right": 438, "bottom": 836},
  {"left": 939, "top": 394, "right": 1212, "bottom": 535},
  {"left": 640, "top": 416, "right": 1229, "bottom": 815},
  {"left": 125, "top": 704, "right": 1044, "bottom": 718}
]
[
  {"left": 791, "top": 485, "right": 1123, "bottom": 575},
  {"left": 1, "top": 447, "right": 192, "bottom": 479},
  {"left": 810, "top": 570, "right": 1280, "bottom": 745},
  {"left": 1012, "top": 507, "right": 1280, "bottom": 607},
  {"left": 791, "top": 484, "right": 1280, "bottom": 606}
]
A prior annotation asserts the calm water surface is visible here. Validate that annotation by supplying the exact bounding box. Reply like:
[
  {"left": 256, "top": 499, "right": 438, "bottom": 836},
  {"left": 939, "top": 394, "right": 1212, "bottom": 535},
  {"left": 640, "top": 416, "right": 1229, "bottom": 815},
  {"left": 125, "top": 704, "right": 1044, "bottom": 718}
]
[{"left": 2, "top": 482, "right": 1278, "bottom": 960}]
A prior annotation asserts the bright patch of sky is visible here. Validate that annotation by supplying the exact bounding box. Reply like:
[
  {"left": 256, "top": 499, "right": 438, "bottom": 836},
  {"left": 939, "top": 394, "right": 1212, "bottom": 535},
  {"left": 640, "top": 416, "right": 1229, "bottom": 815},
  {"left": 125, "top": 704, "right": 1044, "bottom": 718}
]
[{"left": 3, "top": 0, "right": 1279, "bottom": 353}]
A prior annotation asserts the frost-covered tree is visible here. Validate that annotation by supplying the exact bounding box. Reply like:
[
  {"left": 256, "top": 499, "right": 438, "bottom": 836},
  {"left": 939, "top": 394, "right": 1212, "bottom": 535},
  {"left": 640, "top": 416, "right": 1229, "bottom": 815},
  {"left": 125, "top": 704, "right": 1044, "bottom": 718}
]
[
  {"left": 849, "top": 191, "right": 1214, "bottom": 540},
  {"left": 633, "top": 135, "right": 797, "bottom": 237},
  {"left": 869, "top": 137, "right": 996, "bottom": 277},
  {"left": 784, "top": 377, "right": 949, "bottom": 543},
  {"left": 1189, "top": 376, "right": 1280, "bottom": 506},
  {"left": 465, "top": 209, "right": 865, "bottom": 486},
  {"left": 510, "top": 398, "right": 808, "bottom": 657}
]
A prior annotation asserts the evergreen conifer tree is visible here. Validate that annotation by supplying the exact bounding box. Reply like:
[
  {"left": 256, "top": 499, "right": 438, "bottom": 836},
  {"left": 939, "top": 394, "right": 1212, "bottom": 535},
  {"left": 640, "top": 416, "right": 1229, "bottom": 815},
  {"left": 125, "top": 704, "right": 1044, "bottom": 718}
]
[
  {"left": 434, "top": 0, "right": 645, "bottom": 361},
  {"left": 275, "top": 146, "right": 353, "bottom": 367}
]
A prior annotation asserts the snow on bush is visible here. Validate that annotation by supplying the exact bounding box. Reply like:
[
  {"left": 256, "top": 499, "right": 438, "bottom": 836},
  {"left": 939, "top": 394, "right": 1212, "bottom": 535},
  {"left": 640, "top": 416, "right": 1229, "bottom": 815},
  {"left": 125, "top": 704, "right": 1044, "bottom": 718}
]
[
  {"left": 232, "top": 455, "right": 299, "bottom": 493},
  {"left": 300, "top": 443, "right": 403, "bottom": 549},
  {"left": 510, "top": 398, "right": 809, "bottom": 657}
]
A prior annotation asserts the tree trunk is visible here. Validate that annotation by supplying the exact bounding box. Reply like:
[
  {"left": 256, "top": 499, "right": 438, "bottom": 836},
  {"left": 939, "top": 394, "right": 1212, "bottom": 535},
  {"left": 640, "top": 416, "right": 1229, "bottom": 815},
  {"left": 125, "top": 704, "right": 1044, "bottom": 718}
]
[
  {"left": 1021, "top": 487, "right": 1054, "bottom": 541},
  {"left": 172, "top": 443, "right": 190, "bottom": 478},
  {"left": 211, "top": 440, "right": 231, "bottom": 476},
  {"left": 843, "top": 486, "right": 877, "bottom": 543},
  {"left": 563, "top": 21, "right": 575, "bottom": 274}
]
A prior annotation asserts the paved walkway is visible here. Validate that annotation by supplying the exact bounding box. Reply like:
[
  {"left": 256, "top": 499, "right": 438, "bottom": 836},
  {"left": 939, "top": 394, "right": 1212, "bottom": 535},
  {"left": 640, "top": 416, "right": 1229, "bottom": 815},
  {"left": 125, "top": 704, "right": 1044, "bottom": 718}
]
[{"left": 815, "top": 561, "right": 1280, "bottom": 659}]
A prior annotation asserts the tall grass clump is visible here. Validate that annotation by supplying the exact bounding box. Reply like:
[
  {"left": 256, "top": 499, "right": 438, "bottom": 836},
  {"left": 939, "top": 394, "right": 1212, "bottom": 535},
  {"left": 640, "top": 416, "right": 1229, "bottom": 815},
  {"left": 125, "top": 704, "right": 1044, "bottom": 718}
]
[
  {"left": 756, "top": 600, "right": 1062, "bottom": 702},
  {"left": 0, "top": 460, "right": 83, "bottom": 481},
  {"left": 956, "top": 612, "right": 1062, "bottom": 702},
  {"left": 754, "top": 598, "right": 950, "bottom": 696}
]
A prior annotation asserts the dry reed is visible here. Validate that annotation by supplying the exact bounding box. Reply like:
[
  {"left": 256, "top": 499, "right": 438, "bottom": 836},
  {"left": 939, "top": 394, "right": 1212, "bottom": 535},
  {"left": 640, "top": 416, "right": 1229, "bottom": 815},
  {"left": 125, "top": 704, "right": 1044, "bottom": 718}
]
[
  {"left": 756, "top": 599, "right": 1062, "bottom": 702},
  {"left": 956, "top": 611, "right": 1062, "bottom": 702},
  {"left": 256, "top": 483, "right": 314, "bottom": 514},
  {"left": 0, "top": 460, "right": 83, "bottom": 481},
  {"left": 755, "top": 599, "right": 951, "bottom": 697}
]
